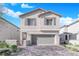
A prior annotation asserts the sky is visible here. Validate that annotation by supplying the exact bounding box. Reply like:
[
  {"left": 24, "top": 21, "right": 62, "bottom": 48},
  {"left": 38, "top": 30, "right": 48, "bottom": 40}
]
[{"left": 1, "top": 3, "right": 79, "bottom": 27}]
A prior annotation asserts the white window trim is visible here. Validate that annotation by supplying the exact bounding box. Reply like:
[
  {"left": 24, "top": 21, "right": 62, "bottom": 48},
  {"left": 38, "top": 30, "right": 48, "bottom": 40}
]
[
  {"left": 25, "top": 18, "right": 36, "bottom": 26},
  {"left": 44, "top": 17, "right": 56, "bottom": 26}
]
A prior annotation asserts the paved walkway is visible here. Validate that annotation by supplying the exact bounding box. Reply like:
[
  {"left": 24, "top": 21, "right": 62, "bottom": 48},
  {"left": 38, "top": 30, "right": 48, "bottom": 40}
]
[{"left": 17, "top": 46, "right": 79, "bottom": 56}]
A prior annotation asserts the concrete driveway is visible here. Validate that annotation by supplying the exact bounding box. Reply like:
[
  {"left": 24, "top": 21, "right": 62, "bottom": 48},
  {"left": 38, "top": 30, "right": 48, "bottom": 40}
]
[{"left": 17, "top": 45, "right": 78, "bottom": 56}]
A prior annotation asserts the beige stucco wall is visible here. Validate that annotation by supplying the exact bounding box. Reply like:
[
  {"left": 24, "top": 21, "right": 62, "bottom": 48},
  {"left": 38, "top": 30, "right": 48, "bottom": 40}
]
[
  {"left": 68, "top": 22, "right": 79, "bottom": 33},
  {"left": 0, "top": 18, "right": 20, "bottom": 42},
  {"left": 20, "top": 12, "right": 60, "bottom": 32},
  {"left": 67, "top": 21, "right": 79, "bottom": 40},
  {"left": 60, "top": 26, "right": 68, "bottom": 34}
]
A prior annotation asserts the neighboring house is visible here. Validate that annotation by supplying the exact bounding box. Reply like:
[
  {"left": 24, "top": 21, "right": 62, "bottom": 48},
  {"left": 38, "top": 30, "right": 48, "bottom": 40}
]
[
  {"left": 19, "top": 8, "right": 61, "bottom": 47},
  {"left": 60, "top": 20, "right": 79, "bottom": 44},
  {"left": 0, "top": 17, "right": 20, "bottom": 45}
]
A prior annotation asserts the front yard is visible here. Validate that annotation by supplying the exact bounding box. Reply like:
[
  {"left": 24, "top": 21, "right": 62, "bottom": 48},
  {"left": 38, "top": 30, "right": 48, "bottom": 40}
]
[
  {"left": 0, "top": 41, "right": 79, "bottom": 56},
  {"left": 0, "top": 41, "right": 21, "bottom": 56},
  {"left": 64, "top": 43, "right": 79, "bottom": 55}
]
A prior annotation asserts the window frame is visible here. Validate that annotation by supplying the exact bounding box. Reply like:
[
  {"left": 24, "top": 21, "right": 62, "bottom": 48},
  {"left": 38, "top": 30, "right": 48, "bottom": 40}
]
[
  {"left": 44, "top": 17, "right": 56, "bottom": 26},
  {"left": 45, "top": 18, "right": 52, "bottom": 25},
  {"left": 25, "top": 18, "right": 36, "bottom": 26}
]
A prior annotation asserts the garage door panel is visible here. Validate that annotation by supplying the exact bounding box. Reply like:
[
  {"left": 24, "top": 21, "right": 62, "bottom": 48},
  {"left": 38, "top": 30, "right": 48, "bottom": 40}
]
[{"left": 37, "top": 35, "right": 54, "bottom": 45}]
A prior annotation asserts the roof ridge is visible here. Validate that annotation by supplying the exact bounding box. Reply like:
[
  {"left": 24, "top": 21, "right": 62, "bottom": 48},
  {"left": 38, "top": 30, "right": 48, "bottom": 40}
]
[
  {"left": 0, "top": 16, "right": 19, "bottom": 29},
  {"left": 61, "top": 19, "right": 79, "bottom": 28},
  {"left": 47, "top": 10, "right": 62, "bottom": 17},
  {"left": 19, "top": 8, "right": 46, "bottom": 17}
]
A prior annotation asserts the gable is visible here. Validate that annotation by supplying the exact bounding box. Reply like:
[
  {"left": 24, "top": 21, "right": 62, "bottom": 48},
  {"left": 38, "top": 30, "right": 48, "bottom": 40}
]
[
  {"left": 39, "top": 11, "right": 62, "bottom": 18},
  {"left": 19, "top": 8, "right": 46, "bottom": 18}
]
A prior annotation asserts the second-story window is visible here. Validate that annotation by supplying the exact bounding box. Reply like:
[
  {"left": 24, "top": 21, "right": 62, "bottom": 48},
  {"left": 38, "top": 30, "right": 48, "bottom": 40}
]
[
  {"left": 45, "top": 18, "right": 52, "bottom": 25},
  {"left": 25, "top": 18, "right": 36, "bottom": 26},
  {"left": 45, "top": 17, "right": 56, "bottom": 26}
]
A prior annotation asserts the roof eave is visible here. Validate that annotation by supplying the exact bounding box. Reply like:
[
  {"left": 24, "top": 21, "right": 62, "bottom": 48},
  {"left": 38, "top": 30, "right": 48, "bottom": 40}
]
[
  {"left": 19, "top": 8, "right": 46, "bottom": 17},
  {"left": 0, "top": 16, "right": 19, "bottom": 29},
  {"left": 39, "top": 11, "right": 62, "bottom": 17}
]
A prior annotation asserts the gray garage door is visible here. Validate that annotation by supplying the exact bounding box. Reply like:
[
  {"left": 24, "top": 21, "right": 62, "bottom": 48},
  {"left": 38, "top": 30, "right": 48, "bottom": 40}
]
[{"left": 32, "top": 35, "right": 55, "bottom": 45}]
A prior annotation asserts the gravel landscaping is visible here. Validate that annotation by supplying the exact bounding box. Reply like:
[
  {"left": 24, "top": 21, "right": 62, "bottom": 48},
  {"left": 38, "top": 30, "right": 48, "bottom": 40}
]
[{"left": 16, "top": 45, "right": 79, "bottom": 56}]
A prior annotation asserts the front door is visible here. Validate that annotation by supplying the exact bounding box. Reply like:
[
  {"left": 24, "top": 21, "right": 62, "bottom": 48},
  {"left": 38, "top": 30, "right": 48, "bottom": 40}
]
[{"left": 31, "top": 35, "right": 37, "bottom": 45}]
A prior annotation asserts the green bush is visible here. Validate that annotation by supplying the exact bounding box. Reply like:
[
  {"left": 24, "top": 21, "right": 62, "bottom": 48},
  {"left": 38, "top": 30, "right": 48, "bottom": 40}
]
[
  {"left": 11, "top": 45, "right": 17, "bottom": 52},
  {"left": 3, "top": 50, "right": 11, "bottom": 56},
  {"left": 0, "top": 49, "right": 11, "bottom": 56},
  {"left": 75, "top": 45, "right": 79, "bottom": 47},
  {"left": 68, "top": 43, "right": 73, "bottom": 45},
  {"left": 64, "top": 44, "right": 79, "bottom": 52},
  {"left": 0, "top": 41, "right": 9, "bottom": 48}
]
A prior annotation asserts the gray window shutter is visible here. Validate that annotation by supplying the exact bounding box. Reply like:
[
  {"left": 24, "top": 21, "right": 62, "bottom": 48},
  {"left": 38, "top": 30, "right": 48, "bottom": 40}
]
[
  {"left": 25, "top": 19, "right": 27, "bottom": 25},
  {"left": 53, "top": 17, "right": 56, "bottom": 25}
]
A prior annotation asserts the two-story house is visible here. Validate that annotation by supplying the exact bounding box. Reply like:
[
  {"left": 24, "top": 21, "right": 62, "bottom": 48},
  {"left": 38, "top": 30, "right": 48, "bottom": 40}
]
[{"left": 19, "top": 8, "right": 61, "bottom": 47}]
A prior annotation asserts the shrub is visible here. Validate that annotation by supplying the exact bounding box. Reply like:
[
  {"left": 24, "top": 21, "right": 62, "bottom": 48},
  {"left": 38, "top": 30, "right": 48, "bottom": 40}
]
[
  {"left": 3, "top": 50, "right": 11, "bottom": 56},
  {"left": 70, "top": 47, "right": 79, "bottom": 52},
  {"left": 75, "top": 45, "right": 79, "bottom": 47},
  {"left": 64, "top": 43, "right": 79, "bottom": 52},
  {"left": 0, "top": 49, "right": 11, "bottom": 56},
  {"left": 0, "top": 41, "right": 9, "bottom": 48},
  {"left": 11, "top": 45, "right": 17, "bottom": 52}
]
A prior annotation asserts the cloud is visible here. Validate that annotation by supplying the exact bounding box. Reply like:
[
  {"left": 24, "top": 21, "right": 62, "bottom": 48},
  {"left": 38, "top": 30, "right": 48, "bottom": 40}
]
[
  {"left": 15, "top": 12, "right": 22, "bottom": 16},
  {"left": 60, "top": 14, "right": 79, "bottom": 26},
  {"left": 78, "top": 14, "right": 79, "bottom": 18},
  {"left": 60, "top": 17, "right": 74, "bottom": 25},
  {"left": 60, "top": 16, "right": 79, "bottom": 26},
  {"left": 21, "top": 3, "right": 34, "bottom": 8},
  {"left": 1, "top": 7, "right": 23, "bottom": 18}
]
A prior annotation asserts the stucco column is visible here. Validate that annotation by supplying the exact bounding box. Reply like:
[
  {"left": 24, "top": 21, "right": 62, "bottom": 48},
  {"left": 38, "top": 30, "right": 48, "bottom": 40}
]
[
  {"left": 67, "top": 34, "right": 70, "bottom": 40},
  {"left": 54, "top": 34, "right": 60, "bottom": 45},
  {"left": 22, "top": 40, "right": 27, "bottom": 47},
  {"left": 20, "top": 31, "right": 23, "bottom": 45},
  {"left": 22, "top": 32, "right": 27, "bottom": 47},
  {"left": 26, "top": 34, "right": 31, "bottom": 46}
]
